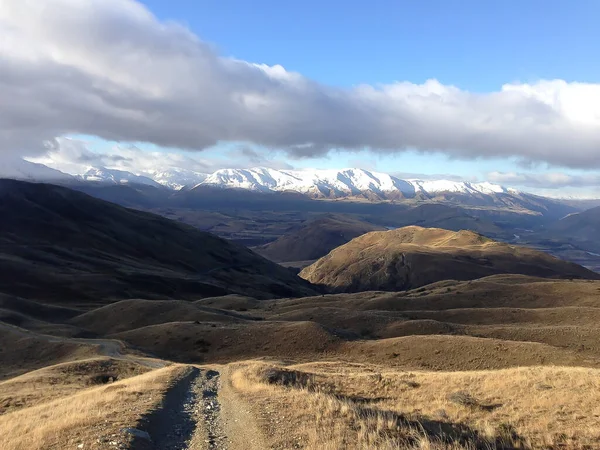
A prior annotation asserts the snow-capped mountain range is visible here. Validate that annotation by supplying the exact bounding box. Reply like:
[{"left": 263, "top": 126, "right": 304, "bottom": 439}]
[
  {"left": 195, "top": 167, "right": 516, "bottom": 200},
  {"left": 2, "top": 159, "right": 517, "bottom": 200}
]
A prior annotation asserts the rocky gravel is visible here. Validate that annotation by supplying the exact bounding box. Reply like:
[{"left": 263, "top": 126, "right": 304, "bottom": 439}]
[
  {"left": 199, "top": 370, "right": 227, "bottom": 450},
  {"left": 132, "top": 366, "right": 228, "bottom": 450}
]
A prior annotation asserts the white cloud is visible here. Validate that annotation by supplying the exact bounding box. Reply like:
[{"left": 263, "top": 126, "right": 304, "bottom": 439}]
[
  {"left": 488, "top": 171, "right": 600, "bottom": 189},
  {"left": 27, "top": 137, "right": 294, "bottom": 176},
  {"left": 2, "top": 0, "right": 600, "bottom": 168}
]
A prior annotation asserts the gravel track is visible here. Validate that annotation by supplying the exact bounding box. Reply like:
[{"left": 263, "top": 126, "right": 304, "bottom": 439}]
[
  {"left": 198, "top": 370, "right": 227, "bottom": 449},
  {"left": 133, "top": 367, "right": 228, "bottom": 450}
]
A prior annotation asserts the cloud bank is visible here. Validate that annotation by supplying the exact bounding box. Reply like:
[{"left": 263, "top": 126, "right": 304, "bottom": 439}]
[
  {"left": 488, "top": 171, "right": 600, "bottom": 189},
  {"left": 2, "top": 0, "right": 600, "bottom": 168},
  {"left": 30, "top": 137, "right": 294, "bottom": 176}
]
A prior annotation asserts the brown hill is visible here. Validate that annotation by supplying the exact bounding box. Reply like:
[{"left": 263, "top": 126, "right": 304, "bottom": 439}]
[
  {"left": 255, "top": 214, "right": 385, "bottom": 263},
  {"left": 299, "top": 226, "right": 599, "bottom": 292},
  {"left": 111, "top": 320, "right": 342, "bottom": 364},
  {"left": 194, "top": 294, "right": 260, "bottom": 311},
  {"left": 69, "top": 299, "right": 247, "bottom": 335},
  {"left": 0, "top": 179, "right": 317, "bottom": 305}
]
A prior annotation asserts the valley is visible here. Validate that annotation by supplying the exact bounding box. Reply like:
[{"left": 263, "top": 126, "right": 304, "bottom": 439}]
[{"left": 2, "top": 180, "right": 600, "bottom": 448}]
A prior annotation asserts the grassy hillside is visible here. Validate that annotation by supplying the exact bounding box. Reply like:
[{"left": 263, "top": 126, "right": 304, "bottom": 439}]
[
  {"left": 300, "top": 226, "right": 599, "bottom": 292},
  {"left": 0, "top": 180, "right": 317, "bottom": 305}
]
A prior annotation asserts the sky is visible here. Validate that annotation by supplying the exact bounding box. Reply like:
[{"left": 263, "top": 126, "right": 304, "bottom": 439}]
[{"left": 2, "top": 0, "right": 600, "bottom": 197}]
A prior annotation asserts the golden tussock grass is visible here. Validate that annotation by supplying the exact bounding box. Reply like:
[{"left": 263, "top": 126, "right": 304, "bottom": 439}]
[
  {"left": 0, "top": 357, "right": 150, "bottom": 414},
  {"left": 231, "top": 360, "right": 600, "bottom": 449},
  {"left": 0, "top": 363, "right": 183, "bottom": 450}
]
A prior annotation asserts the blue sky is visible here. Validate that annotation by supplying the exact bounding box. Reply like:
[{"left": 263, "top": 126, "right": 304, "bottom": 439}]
[
  {"left": 143, "top": 0, "right": 599, "bottom": 90},
  {"left": 6, "top": 0, "right": 600, "bottom": 196}
]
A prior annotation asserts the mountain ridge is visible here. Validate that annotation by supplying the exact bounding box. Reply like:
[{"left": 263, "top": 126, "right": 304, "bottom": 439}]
[
  {"left": 10, "top": 160, "right": 514, "bottom": 197},
  {"left": 195, "top": 167, "right": 516, "bottom": 200}
]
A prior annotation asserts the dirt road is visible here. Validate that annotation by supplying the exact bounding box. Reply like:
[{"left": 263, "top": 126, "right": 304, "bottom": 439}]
[
  {"left": 1, "top": 323, "right": 265, "bottom": 449},
  {"left": 131, "top": 366, "right": 265, "bottom": 450}
]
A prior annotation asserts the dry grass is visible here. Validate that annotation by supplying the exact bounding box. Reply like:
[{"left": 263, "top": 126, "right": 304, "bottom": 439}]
[
  {"left": 0, "top": 362, "right": 183, "bottom": 450},
  {"left": 299, "top": 227, "right": 599, "bottom": 293},
  {"left": 0, "top": 357, "right": 150, "bottom": 414},
  {"left": 231, "top": 360, "right": 600, "bottom": 449}
]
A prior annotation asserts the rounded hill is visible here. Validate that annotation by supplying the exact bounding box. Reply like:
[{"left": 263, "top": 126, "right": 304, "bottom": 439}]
[{"left": 299, "top": 226, "right": 599, "bottom": 292}]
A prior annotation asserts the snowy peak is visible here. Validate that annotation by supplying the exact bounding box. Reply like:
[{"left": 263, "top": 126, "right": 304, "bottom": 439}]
[
  {"left": 408, "top": 179, "right": 512, "bottom": 196},
  {"left": 200, "top": 168, "right": 416, "bottom": 198},
  {"left": 79, "top": 167, "right": 162, "bottom": 188},
  {"left": 196, "top": 167, "right": 512, "bottom": 200},
  {"left": 201, "top": 168, "right": 290, "bottom": 192},
  {"left": 146, "top": 168, "right": 208, "bottom": 190}
]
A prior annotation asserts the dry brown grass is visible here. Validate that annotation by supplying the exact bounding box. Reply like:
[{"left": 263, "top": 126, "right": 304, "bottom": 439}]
[
  {"left": 0, "top": 357, "right": 150, "bottom": 414},
  {"left": 230, "top": 360, "right": 600, "bottom": 449},
  {"left": 299, "top": 227, "right": 599, "bottom": 293},
  {"left": 0, "top": 363, "right": 183, "bottom": 450}
]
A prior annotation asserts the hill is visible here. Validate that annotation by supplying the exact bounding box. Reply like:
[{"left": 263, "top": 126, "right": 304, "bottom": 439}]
[
  {"left": 299, "top": 226, "right": 599, "bottom": 292},
  {"left": 69, "top": 299, "right": 247, "bottom": 335},
  {"left": 5, "top": 273, "right": 600, "bottom": 448},
  {"left": 0, "top": 180, "right": 317, "bottom": 305},
  {"left": 255, "top": 215, "right": 385, "bottom": 263}
]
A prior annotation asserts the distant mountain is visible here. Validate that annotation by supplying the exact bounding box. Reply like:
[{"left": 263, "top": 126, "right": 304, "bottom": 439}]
[
  {"left": 255, "top": 215, "right": 386, "bottom": 263},
  {"left": 524, "top": 205, "right": 600, "bottom": 256},
  {"left": 0, "top": 158, "right": 73, "bottom": 182},
  {"left": 1, "top": 161, "right": 585, "bottom": 222},
  {"left": 299, "top": 226, "right": 599, "bottom": 293},
  {"left": 145, "top": 168, "right": 208, "bottom": 190},
  {"left": 78, "top": 167, "right": 163, "bottom": 188},
  {"left": 544, "top": 206, "right": 600, "bottom": 237},
  {"left": 196, "top": 167, "right": 515, "bottom": 201},
  {"left": 0, "top": 179, "right": 317, "bottom": 303},
  {"left": 193, "top": 168, "right": 579, "bottom": 218}
]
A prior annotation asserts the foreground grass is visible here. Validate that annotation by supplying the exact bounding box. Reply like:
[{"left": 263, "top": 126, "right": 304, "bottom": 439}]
[
  {"left": 231, "top": 361, "right": 600, "bottom": 449},
  {"left": 0, "top": 362, "right": 182, "bottom": 450}
]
